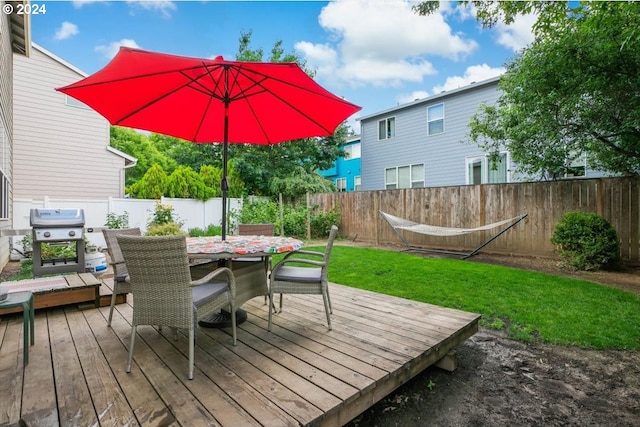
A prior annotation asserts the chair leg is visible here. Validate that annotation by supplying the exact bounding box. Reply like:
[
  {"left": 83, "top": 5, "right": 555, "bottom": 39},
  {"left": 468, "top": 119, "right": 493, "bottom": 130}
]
[
  {"left": 323, "top": 291, "right": 332, "bottom": 331},
  {"left": 268, "top": 291, "right": 274, "bottom": 331},
  {"left": 326, "top": 286, "right": 333, "bottom": 314},
  {"left": 126, "top": 325, "right": 137, "bottom": 373},
  {"left": 107, "top": 288, "right": 118, "bottom": 327},
  {"left": 231, "top": 303, "right": 237, "bottom": 345},
  {"left": 188, "top": 328, "right": 195, "bottom": 380}
]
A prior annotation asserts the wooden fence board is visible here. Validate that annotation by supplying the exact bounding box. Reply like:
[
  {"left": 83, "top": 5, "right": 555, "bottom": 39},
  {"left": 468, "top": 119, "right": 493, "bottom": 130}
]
[{"left": 311, "top": 177, "right": 640, "bottom": 264}]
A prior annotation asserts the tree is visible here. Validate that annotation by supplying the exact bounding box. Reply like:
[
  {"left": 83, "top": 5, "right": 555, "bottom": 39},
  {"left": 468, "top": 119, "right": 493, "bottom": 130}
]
[
  {"left": 110, "top": 126, "right": 176, "bottom": 186},
  {"left": 416, "top": 1, "right": 640, "bottom": 177},
  {"left": 230, "top": 31, "right": 348, "bottom": 195},
  {"left": 165, "top": 165, "right": 213, "bottom": 200},
  {"left": 127, "top": 164, "right": 168, "bottom": 199},
  {"left": 270, "top": 166, "right": 336, "bottom": 204}
]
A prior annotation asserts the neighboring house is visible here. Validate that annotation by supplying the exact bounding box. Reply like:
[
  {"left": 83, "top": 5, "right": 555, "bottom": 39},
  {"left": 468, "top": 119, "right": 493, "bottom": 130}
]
[
  {"left": 12, "top": 43, "right": 136, "bottom": 202},
  {"left": 318, "top": 134, "right": 362, "bottom": 192},
  {"left": 359, "top": 76, "right": 602, "bottom": 191},
  {"left": 0, "top": 1, "right": 29, "bottom": 270}
]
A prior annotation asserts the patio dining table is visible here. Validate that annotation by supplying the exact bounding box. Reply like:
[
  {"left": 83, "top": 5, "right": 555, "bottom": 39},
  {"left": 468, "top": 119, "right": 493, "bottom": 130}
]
[{"left": 185, "top": 235, "right": 303, "bottom": 328}]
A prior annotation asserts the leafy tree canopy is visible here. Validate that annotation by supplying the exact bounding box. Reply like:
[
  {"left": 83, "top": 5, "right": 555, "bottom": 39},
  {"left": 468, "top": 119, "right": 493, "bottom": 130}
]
[
  {"left": 110, "top": 126, "right": 176, "bottom": 186},
  {"left": 416, "top": 1, "right": 640, "bottom": 177}
]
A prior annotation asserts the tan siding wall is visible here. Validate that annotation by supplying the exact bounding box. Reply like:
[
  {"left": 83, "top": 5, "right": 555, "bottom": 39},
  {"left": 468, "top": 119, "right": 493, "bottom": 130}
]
[
  {"left": 12, "top": 46, "right": 126, "bottom": 200},
  {"left": 0, "top": 8, "right": 14, "bottom": 268}
]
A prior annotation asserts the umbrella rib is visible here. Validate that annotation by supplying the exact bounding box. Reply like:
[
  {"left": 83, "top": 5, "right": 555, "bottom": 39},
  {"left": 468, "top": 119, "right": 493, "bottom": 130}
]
[{"left": 114, "top": 67, "right": 225, "bottom": 125}]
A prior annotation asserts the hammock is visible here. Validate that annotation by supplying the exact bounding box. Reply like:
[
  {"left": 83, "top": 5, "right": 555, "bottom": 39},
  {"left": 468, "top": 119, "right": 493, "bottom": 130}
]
[{"left": 379, "top": 210, "right": 527, "bottom": 259}]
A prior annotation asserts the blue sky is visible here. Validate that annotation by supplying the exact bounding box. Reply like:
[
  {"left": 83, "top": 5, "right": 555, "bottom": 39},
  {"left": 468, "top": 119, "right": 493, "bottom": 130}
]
[{"left": 31, "top": 0, "right": 536, "bottom": 133}]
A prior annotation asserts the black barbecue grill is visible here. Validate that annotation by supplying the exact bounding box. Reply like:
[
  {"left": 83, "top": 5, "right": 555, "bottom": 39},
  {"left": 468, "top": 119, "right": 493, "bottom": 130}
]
[{"left": 30, "top": 208, "right": 86, "bottom": 277}]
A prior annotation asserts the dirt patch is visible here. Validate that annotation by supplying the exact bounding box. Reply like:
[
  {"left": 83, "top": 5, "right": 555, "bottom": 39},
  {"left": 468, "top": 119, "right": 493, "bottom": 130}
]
[
  {"left": 342, "top": 245, "right": 640, "bottom": 426},
  {"left": 348, "top": 328, "right": 640, "bottom": 427}
]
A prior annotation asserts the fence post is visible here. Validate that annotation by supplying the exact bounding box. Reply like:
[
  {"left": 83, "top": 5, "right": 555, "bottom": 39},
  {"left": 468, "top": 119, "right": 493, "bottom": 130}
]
[
  {"left": 306, "top": 192, "right": 311, "bottom": 240},
  {"left": 279, "top": 193, "right": 284, "bottom": 236}
]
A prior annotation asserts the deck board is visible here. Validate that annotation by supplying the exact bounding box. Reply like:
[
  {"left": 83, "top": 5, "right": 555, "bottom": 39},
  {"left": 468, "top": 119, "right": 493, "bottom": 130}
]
[{"left": 0, "top": 283, "right": 480, "bottom": 426}]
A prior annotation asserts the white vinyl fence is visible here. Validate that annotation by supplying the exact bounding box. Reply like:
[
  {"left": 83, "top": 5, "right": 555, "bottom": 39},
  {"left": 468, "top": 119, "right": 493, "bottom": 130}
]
[{"left": 11, "top": 196, "right": 242, "bottom": 255}]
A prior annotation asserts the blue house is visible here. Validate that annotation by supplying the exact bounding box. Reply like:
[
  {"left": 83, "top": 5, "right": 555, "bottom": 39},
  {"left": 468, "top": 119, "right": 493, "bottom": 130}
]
[
  {"left": 319, "top": 134, "right": 361, "bottom": 192},
  {"left": 358, "top": 76, "right": 603, "bottom": 191}
]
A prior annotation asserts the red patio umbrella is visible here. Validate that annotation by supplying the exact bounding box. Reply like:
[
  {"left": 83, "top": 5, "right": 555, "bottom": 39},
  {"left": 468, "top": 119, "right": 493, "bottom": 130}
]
[{"left": 57, "top": 47, "right": 361, "bottom": 238}]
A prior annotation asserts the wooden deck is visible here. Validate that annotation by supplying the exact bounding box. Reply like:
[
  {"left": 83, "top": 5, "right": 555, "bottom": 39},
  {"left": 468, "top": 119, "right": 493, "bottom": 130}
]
[{"left": 0, "top": 282, "right": 480, "bottom": 426}]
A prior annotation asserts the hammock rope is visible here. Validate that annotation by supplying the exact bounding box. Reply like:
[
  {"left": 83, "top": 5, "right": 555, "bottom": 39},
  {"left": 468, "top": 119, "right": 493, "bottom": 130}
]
[
  {"left": 379, "top": 210, "right": 528, "bottom": 259},
  {"left": 379, "top": 211, "right": 525, "bottom": 237}
]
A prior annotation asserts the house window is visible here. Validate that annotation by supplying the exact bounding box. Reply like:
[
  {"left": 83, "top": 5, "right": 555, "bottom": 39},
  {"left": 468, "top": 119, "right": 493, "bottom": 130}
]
[
  {"left": 65, "top": 95, "right": 91, "bottom": 110},
  {"left": 385, "top": 164, "right": 424, "bottom": 189},
  {"left": 354, "top": 176, "right": 361, "bottom": 191},
  {"left": 466, "top": 153, "right": 508, "bottom": 184},
  {"left": 427, "top": 103, "right": 444, "bottom": 135},
  {"left": 343, "top": 143, "right": 361, "bottom": 159},
  {"left": 564, "top": 153, "right": 586, "bottom": 178},
  {"left": 336, "top": 178, "right": 347, "bottom": 192},
  {"left": 378, "top": 117, "right": 395, "bottom": 140}
]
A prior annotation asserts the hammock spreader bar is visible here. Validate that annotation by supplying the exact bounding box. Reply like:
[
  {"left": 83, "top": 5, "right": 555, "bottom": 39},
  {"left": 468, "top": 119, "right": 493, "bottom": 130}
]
[{"left": 379, "top": 210, "right": 528, "bottom": 259}]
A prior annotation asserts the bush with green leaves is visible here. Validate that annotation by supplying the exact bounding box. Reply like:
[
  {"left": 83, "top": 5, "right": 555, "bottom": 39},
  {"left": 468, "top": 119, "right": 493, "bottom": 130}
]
[
  {"left": 551, "top": 211, "right": 621, "bottom": 271},
  {"left": 104, "top": 211, "right": 130, "bottom": 229},
  {"left": 146, "top": 222, "right": 188, "bottom": 236},
  {"left": 188, "top": 224, "right": 222, "bottom": 237},
  {"left": 234, "top": 199, "right": 340, "bottom": 238}
]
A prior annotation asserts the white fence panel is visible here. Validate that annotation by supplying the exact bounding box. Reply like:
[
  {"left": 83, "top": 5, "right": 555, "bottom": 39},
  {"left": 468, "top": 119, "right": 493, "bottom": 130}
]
[{"left": 11, "top": 196, "right": 241, "bottom": 253}]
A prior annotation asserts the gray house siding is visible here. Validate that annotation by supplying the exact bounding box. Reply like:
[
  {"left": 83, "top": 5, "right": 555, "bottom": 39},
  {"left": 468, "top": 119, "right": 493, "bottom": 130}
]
[{"left": 361, "top": 78, "right": 502, "bottom": 191}]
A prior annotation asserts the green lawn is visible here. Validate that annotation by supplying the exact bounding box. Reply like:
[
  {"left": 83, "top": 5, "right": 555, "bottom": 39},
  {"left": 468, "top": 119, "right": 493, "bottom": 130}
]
[{"left": 289, "top": 244, "right": 640, "bottom": 350}]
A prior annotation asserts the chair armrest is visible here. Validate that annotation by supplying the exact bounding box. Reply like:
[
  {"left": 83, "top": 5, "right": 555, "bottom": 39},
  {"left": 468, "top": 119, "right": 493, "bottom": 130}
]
[
  {"left": 273, "top": 257, "right": 325, "bottom": 271},
  {"left": 191, "top": 267, "right": 236, "bottom": 293},
  {"left": 291, "top": 250, "right": 324, "bottom": 257}
]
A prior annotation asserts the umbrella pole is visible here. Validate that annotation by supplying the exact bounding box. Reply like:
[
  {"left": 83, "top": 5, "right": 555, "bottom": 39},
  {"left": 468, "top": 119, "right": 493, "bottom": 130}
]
[{"left": 221, "top": 118, "right": 229, "bottom": 240}]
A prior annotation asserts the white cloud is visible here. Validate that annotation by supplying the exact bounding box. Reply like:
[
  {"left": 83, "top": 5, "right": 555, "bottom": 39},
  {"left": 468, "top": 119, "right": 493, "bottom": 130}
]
[
  {"left": 95, "top": 39, "right": 141, "bottom": 59},
  {"left": 72, "top": 0, "right": 102, "bottom": 7},
  {"left": 396, "top": 90, "right": 430, "bottom": 105},
  {"left": 54, "top": 22, "right": 79, "bottom": 41},
  {"left": 494, "top": 13, "right": 536, "bottom": 52},
  {"left": 73, "top": 0, "right": 176, "bottom": 18},
  {"left": 431, "top": 64, "right": 504, "bottom": 93},
  {"left": 126, "top": 1, "right": 176, "bottom": 18},
  {"left": 296, "top": 0, "right": 478, "bottom": 87}
]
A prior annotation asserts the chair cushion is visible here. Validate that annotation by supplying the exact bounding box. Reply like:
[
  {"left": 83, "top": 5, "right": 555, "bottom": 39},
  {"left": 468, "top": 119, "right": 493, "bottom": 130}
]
[
  {"left": 273, "top": 266, "right": 321, "bottom": 283},
  {"left": 234, "top": 257, "right": 263, "bottom": 262},
  {"left": 192, "top": 282, "right": 229, "bottom": 307}
]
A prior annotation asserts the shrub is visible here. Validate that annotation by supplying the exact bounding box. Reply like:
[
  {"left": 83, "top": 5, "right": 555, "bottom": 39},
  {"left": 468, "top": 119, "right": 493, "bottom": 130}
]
[
  {"left": 105, "top": 211, "right": 129, "bottom": 229},
  {"left": 233, "top": 198, "right": 340, "bottom": 239},
  {"left": 189, "top": 224, "right": 221, "bottom": 237},
  {"left": 146, "top": 222, "right": 188, "bottom": 236},
  {"left": 551, "top": 211, "right": 621, "bottom": 271},
  {"left": 148, "top": 201, "right": 182, "bottom": 228}
]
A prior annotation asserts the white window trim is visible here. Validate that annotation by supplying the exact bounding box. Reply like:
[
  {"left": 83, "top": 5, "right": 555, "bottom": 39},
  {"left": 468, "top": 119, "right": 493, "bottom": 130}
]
[
  {"left": 465, "top": 152, "right": 510, "bottom": 185},
  {"left": 354, "top": 176, "right": 361, "bottom": 191},
  {"left": 427, "top": 103, "right": 445, "bottom": 136},
  {"left": 384, "top": 164, "right": 425, "bottom": 189},
  {"left": 378, "top": 117, "right": 396, "bottom": 140}
]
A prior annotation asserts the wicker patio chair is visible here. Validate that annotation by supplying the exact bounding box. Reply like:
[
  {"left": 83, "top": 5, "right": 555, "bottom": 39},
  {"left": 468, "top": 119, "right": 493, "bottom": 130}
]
[
  {"left": 102, "top": 227, "right": 141, "bottom": 327},
  {"left": 236, "top": 223, "right": 275, "bottom": 305},
  {"left": 268, "top": 225, "right": 338, "bottom": 331},
  {"left": 117, "top": 235, "right": 237, "bottom": 380}
]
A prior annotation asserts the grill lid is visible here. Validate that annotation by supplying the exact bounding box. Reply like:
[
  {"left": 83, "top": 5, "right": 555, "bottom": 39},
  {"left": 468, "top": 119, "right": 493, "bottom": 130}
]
[{"left": 30, "top": 208, "right": 85, "bottom": 228}]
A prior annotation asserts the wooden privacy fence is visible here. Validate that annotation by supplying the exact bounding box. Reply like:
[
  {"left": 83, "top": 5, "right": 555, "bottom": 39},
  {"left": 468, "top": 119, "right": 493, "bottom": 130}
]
[{"left": 309, "top": 177, "right": 640, "bottom": 264}]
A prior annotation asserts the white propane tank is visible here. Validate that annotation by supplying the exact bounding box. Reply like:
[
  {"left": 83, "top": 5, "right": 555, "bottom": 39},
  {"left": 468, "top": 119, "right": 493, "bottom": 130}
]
[{"left": 85, "top": 248, "right": 107, "bottom": 276}]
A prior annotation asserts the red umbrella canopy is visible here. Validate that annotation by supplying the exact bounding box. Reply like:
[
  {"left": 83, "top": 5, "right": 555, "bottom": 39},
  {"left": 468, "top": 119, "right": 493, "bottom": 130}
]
[{"left": 56, "top": 47, "right": 361, "bottom": 144}]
